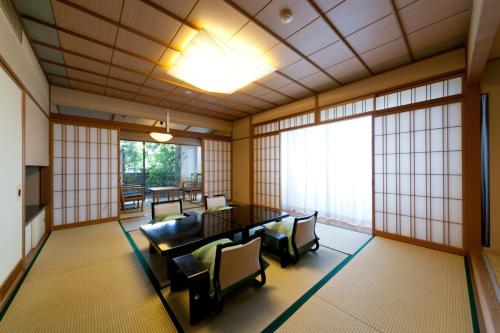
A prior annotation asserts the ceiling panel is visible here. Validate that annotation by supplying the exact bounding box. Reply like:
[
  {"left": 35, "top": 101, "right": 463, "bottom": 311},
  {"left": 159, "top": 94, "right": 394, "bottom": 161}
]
[
  {"left": 66, "top": 0, "right": 124, "bottom": 21},
  {"left": 394, "top": 0, "right": 418, "bottom": 9},
  {"left": 112, "top": 50, "right": 155, "bottom": 73},
  {"left": 41, "top": 62, "right": 67, "bottom": 76},
  {"left": 106, "top": 87, "right": 135, "bottom": 100},
  {"left": 22, "top": 19, "right": 61, "bottom": 47},
  {"left": 239, "top": 83, "right": 272, "bottom": 97},
  {"left": 70, "top": 80, "right": 106, "bottom": 94},
  {"left": 326, "top": 0, "right": 393, "bottom": 37},
  {"left": 233, "top": 0, "right": 271, "bottom": 16},
  {"left": 196, "top": 94, "right": 224, "bottom": 104},
  {"left": 287, "top": 17, "right": 339, "bottom": 55},
  {"left": 346, "top": 14, "right": 401, "bottom": 54},
  {"left": 66, "top": 68, "right": 107, "bottom": 85},
  {"left": 281, "top": 59, "right": 318, "bottom": 80},
  {"left": 160, "top": 100, "right": 183, "bottom": 109},
  {"left": 278, "top": 82, "right": 312, "bottom": 99},
  {"left": 14, "top": 0, "right": 55, "bottom": 23},
  {"left": 144, "top": 77, "right": 177, "bottom": 92},
  {"left": 114, "top": 28, "right": 166, "bottom": 61},
  {"left": 150, "top": 0, "right": 197, "bottom": 18},
  {"left": 244, "top": 97, "right": 275, "bottom": 109},
  {"left": 259, "top": 91, "right": 293, "bottom": 104},
  {"left": 135, "top": 118, "right": 156, "bottom": 126},
  {"left": 134, "top": 94, "right": 163, "bottom": 105},
  {"left": 58, "top": 31, "right": 113, "bottom": 62},
  {"left": 262, "top": 43, "right": 302, "bottom": 69},
  {"left": 121, "top": 0, "right": 181, "bottom": 43},
  {"left": 232, "top": 103, "right": 260, "bottom": 113},
  {"left": 408, "top": 10, "right": 470, "bottom": 55},
  {"left": 150, "top": 65, "right": 183, "bottom": 85},
  {"left": 299, "top": 71, "right": 338, "bottom": 91},
  {"left": 230, "top": 21, "right": 279, "bottom": 56},
  {"left": 63, "top": 52, "right": 110, "bottom": 74},
  {"left": 107, "top": 78, "right": 141, "bottom": 93},
  {"left": 170, "top": 86, "right": 201, "bottom": 98},
  {"left": 108, "top": 66, "right": 147, "bottom": 83},
  {"left": 326, "top": 57, "right": 370, "bottom": 83},
  {"left": 189, "top": 126, "right": 213, "bottom": 133},
  {"left": 33, "top": 43, "right": 65, "bottom": 64},
  {"left": 165, "top": 93, "right": 192, "bottom": 104},
  {"left": 308, "top": 40, "right": 354, "bottom": 68},
  {"left": 255, "top": 0, "right": 318, "bottom": 39},
  {"left": 399, "top": 0, "right": 471, "bottom": 34},
  {"left": 139, "top": 86, "right": 167, "bottom": 98},
  {"left": 48, "top": 75, "right": 70, "bottom": 87},
  {"left": 360, "top": 38, "right": 410, "bottom": 70},
  {"left": 257, "top": 72, "right": 294, "bottom": 89},
  {"left": 188, "top": 0, "right": 248, "bottom": 40},
  {"left": 169, "top": 25, "right": 198, "bottom": 51},
  {"left": 52, "top": 0, "right": 118, "bottom": 44},
  {"left": 314, "top": 0, "right": 344, "bottom": 13}
]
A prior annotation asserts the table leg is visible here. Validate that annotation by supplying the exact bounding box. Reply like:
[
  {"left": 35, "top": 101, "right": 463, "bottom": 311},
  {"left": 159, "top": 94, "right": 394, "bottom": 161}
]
[{"left": 242, "top": 228, "right": 250, "bottom": 241}]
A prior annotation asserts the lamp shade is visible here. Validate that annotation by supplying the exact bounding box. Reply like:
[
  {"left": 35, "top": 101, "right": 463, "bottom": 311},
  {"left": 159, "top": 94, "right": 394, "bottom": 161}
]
[
  {"left": 167, "top": 29, "right": 275, "bottom": 94},
  {"left": 149, "top": 132, "right": 173, "bottom": 142}
]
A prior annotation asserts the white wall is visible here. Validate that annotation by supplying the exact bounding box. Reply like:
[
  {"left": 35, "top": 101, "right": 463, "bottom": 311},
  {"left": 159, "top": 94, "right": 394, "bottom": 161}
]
[
  {"left": 25, "top": 96, "right": 49, "bottom": 166},
  {"left": 0, "top": 9, "right": 49, "bottom": 111},
  {"left": 0, "top": 66, "right": 23, "bottom": 285}
]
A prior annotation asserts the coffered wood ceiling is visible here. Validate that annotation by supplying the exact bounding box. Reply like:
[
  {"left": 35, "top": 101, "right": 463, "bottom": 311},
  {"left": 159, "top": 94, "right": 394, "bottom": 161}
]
[{"left": 14, "top": 0, "right": 472, "bottom": 121}]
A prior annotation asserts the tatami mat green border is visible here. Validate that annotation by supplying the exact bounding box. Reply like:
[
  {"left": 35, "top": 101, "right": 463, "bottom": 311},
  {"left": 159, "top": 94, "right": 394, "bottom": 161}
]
[
  {"left": 262, "top": 236, "right": 375, "bottom": 333},
  {"left": 0, "top": 231, "right": 52, "bottom": 321},
  {"left": 118, "top": 221, "right": 184, "bottom": 333},
  {"left": 464, "top": 257, "right": 480, "bottom": 333}
]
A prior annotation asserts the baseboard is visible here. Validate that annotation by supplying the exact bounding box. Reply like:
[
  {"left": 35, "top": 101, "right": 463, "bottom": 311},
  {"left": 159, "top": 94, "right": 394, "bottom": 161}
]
[
  {"left": 52, "top": 216, "right": 119, "bottom": 230},
  {"left": 373, "top": 230, "right": 465, "bottom": 255},
  {"left": 0, "top": 260, "right": 23, "bottom": 314}
]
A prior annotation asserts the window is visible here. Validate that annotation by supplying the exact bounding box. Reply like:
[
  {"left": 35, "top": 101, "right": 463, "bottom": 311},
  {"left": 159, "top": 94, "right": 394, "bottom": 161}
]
[{"left": 281, "top": 116, "right": 372, "bottom": 228}]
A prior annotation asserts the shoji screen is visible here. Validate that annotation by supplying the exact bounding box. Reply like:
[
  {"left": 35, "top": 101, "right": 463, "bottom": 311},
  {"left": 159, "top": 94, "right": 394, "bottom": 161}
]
[
  {"left": 374, "top": 102, "right": 463, "bottom": 249},
  {"left": 203, "top": 139, "right": 231, "bottom": 197},
  {"left": 253, "top": 134, "right": 280, "bottom": 209},
  {"left": 53, "top": 124, "right": 119, "bottom": 227}
]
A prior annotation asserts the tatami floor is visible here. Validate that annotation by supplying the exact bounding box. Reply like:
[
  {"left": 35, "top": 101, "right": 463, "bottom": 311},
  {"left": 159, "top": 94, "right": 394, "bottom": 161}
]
[{"left": 0, "top": 221, "right": 476, "bottom": 333}]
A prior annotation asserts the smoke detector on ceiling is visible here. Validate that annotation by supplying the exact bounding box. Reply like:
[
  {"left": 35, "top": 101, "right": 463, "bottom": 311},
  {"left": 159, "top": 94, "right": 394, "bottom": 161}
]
[{"left": 280, "top": 9, "right": 293, "bottom": 24}]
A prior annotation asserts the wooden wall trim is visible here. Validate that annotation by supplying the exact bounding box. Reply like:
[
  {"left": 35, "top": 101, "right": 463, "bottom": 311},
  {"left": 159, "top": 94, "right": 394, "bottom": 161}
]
[
  {"left": 373, "top": 230, "right": 465, "bottom": 255},
  {"left": 51, "top": 113, "right": 232, "bottom": 141},
  {"left": 52, "top": 216, "right": 119, "bottom": 231},
  {"left": 463, "top": 85, "right": 482, "bottom": 254}
]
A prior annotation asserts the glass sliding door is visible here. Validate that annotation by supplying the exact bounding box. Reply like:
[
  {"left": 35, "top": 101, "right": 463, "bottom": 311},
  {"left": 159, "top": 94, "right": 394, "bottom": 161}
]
[{"left": 280, "top": 116, "right": 373, "bottom": 230}]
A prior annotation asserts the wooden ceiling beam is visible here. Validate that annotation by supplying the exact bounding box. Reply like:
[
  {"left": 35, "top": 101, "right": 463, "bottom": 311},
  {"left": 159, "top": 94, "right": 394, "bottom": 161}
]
[
  {"left": 51, "top": 113, "right": 232, "bottom": 140},
  {"left": 54, "top": 0, "right": 183, "bottom": 53},
  {"left": 307, "top": 0, "right": 374, "bottom": 75},
  {"left": 223, "top": 0, "right": 343, "bottom": 86},
  {"left": 389, "top": 0, "right": 415, "bottom": 62}
]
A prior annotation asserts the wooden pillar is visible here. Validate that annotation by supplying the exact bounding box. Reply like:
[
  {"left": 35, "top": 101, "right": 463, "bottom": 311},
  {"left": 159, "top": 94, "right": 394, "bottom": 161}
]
[{"left": 464, "top": 85, "right": 482, "bottom": 254}]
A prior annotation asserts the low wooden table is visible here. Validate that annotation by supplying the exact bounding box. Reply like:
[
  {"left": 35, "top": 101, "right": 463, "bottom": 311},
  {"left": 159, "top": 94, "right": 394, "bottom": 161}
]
[{"left": 150, "top": 186, "right": 181, "bottom": 203}]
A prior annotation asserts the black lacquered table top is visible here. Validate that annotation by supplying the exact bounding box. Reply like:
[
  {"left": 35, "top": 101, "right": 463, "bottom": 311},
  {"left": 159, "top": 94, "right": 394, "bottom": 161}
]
[{"left": 140, "top": 205, "right": 288, "bottom": 255}]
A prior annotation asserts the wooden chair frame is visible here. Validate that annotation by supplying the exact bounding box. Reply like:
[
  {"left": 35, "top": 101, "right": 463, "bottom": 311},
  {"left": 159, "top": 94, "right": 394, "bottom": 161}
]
[
  {"left": 203, "top": 193, "right": 227, "bottom": 211},
  {"left": 151, "top": 199, "right": 183, "bottom": 219},
  {"left": 120, "top": 183, "right": 145, "bottom": 212}
]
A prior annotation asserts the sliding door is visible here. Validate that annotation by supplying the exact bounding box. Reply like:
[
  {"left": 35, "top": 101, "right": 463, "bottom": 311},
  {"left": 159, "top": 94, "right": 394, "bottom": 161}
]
[
  {"left": 202, "top": 139, "right": 231, "bottom": 198},
  {"left": 0, "top": 67, "right": 23, "bottom": 285},
  {"left": 53, "top": 124, "right": 119, "bottom": 227},
  {"left": 253, "top": 134, "right": 280, "bottom": 209},
  {"left": 374, "top": 102, "right": 463, "bottom": 249}
]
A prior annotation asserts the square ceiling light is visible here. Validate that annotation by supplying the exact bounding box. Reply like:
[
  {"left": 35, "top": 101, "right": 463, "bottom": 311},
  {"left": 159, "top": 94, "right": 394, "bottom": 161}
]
[{"left": 167, "top": 29, "right": 275, "bottom": 94}]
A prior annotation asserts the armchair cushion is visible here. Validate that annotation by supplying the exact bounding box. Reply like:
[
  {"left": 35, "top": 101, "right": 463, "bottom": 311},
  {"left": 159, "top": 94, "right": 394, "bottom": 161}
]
[
  {"left": 155, "top": 213, "right": 186, "bottom": 221},
  {"left": 192, "top": 238, "right": 233, "bottom": 294},
  {"left": 206, "top": 205, "right": 233, "bottom": 212},
  {"left": 266, "top": 218, "right": 294, "bottom": 256}
]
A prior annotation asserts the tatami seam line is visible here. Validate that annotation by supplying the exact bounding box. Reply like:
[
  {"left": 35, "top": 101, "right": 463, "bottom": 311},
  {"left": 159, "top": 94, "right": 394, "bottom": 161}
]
[
  {"left": 118, "top": 220, "right": 185, "bottom": 333},
  {"left": 261, "top": 236, "right": 376, "bottom": 332}
]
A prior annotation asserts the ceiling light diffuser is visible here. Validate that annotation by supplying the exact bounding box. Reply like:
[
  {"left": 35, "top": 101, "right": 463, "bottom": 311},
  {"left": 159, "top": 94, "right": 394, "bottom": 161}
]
[{"left": 167, "top": 29, "right": 276, "bottom": 94}]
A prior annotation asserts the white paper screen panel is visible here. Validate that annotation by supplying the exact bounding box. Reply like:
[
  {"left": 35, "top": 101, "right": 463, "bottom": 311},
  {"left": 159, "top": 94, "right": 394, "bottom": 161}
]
[
  {"left": 254, "top": 112, "right": 315, "bottom": 135},
  {"left": 254, "top": 121, "right": 279, "bottom": 135},
  {"left": 253, "top": 134, "right": 280, "bottom": 209},
  {"left": 53, "top": 124, "right": 119, "bottom": 226},
  {"left": 320, "top": 97, "right": 374, "bottom": 122},
  {"left": 375, "top": 77, "right": 462, "bottom": 111},
  {"left": 203, "top": 140, "right": 231, "bottom": 198},
  {"left": 374, "top": 102, "right": 463, "bottom": 248}
]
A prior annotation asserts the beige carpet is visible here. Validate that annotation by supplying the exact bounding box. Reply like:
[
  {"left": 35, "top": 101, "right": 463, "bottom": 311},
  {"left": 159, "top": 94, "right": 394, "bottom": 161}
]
[
  {"left": 278, "top": 237, "right": 473, "bottom": 333},
  {"left": 162, "top": 247, "right": 347, "bottom": 333},
  {"left": 0, "top": 222, "right": 177, "bottom": 333}
]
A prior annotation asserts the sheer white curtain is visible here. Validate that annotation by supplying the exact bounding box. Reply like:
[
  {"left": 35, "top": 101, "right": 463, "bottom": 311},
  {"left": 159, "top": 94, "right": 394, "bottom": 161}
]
[{"left": 281, "top": 116, "right": 372, "bottom": 228}]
